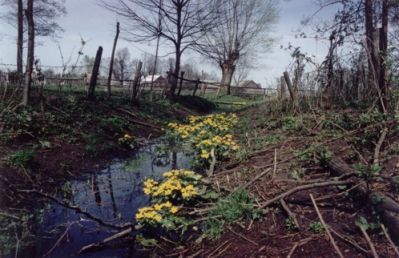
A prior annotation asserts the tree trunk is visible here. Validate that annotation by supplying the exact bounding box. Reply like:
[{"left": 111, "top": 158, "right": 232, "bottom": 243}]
[
  {"left": 177, "top": 71, "right": 185, "bottom": 96},
  {"left": 131, "top": 61, "right": 143, "bottom": 101},
  {"left": 169, "top": 51, "right": 181, "bottom": 99},
  {"left": 87, "top": 46, "right": 103, "bottom": 100},
  {"left": 221, "top": 63, "right": 235, "bottom": 95},
  {"left": 107, "top": 22, "right": 120, "bottom": 98},
  {"left": 365, "top": 0, "right": 381, "bottom": 105},
  {"left": 17, "top": 0, "right": 24, "bottom": 77},
  {"left": 379, "top": 0, "right": 391, "bottom": 113},
  {"left": 22, "top": 0, "right": 34, "bottom": 106}
]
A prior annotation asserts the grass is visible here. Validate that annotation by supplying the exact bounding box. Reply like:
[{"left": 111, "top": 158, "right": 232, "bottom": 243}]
[{"left": 204, "top": 189, "right": 261, "bottom": 239}]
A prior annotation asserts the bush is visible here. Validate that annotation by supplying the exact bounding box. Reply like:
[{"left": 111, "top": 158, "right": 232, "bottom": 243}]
[{"left": 7, "top": 150, "right": 34, "bottom": 169}]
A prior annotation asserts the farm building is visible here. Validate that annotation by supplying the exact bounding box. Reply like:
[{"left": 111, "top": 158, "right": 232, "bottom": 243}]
[
  {"left": 141, "top": 74, "right": 167, "bottom": 84},
  {"left": 237, "top": 80, "right": 262, "bottom": 89}
]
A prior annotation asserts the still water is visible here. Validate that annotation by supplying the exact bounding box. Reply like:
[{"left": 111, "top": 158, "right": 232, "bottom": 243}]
[{"left": 6, "top": 140, "right": 191, "bottom": 258}]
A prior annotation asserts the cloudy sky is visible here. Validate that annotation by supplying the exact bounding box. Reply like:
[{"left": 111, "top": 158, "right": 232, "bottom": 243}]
[{"left": 0, "top": 0, "right": 337, "bottom": 87}]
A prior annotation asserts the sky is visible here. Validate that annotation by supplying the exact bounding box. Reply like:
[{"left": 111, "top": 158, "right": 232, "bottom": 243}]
[{"left": 0, "top": 0, "right": 337, "bottom": 87}]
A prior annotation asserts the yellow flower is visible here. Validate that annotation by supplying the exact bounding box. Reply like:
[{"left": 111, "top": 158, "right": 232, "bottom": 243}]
[
  {"left": 170, "top": 206, "right": 179, "bottom": 214},
  {"left": 200, "top": 151, "right": 209, "bottom": 159}
]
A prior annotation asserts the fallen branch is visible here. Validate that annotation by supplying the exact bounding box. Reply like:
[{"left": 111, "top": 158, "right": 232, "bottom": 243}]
[
  {"left": 326, "top": 156, "right": 399, "bottom": 244},
  {"left": 380, "top": 223, "right": 399, "bottom": 256},
  {"left": 16, "top": 189, "right": 131, "bottom": 229},
  {"left": 286, "top": 237, "right": 314, "bottom": 258},
  {"left": 78, "top": 228, "right": 133, "bottom": 254},
  {"left": 358, "top": 225, "right": 379, "bottom": 258},
  {"left": 44, "top": 222, "right": 75, "bottom": 257},
  {"left": 227, "top": 227, "right": 258, "bottom": 246},
  {"left": 310, "top": 194, "right": 344, "bottom": 258},
  {"left": 231, "top": 168, "right": 271, "bottom": 194},
  {"left": 329, "top": 228, "right": 369, "bottom": 255},
  {"left": 373, "top": 127, "right": 388, "bottom": 165},
  {"left": 260, "top": 180, "right": 353, "bottom": 210}
]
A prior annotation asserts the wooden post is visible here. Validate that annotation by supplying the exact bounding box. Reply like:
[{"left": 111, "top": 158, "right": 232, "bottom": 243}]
[
  {"left": 87, "top": 46, "right": 103, "bottom": 100},
  {"left": 177, "top": 71, "right": 185, "bottom": 96},
  {"left": 283, "top": 71, "right": 297, "bottom": 108},
  {"left": 280, "top": 76, "right": 286, "bottom": 100},
  {"left": 131, "top": 61, "right": 143, "bottom": 101},
  {"left": 107, "top": 22, "right": 120, "bottom": 99},
  {"left": 193, "top": 79, "right": 200, "bottom": 96},
  {"left": 200, "top": 82, "right": 206, "bottom": 96}
]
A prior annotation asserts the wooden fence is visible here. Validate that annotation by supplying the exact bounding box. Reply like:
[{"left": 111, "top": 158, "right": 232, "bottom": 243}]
[{"left": 0, "top": 71, "right": 316, "bottom": 99}]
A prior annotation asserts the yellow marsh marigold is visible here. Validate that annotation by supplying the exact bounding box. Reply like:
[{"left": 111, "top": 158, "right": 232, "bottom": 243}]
[
  {"left": 181, "top": 184, "right": 198, "bottom": 199},
  {"left": 136, "top": 206, "right": 162, "bottom": 222},
  {"left": 143, "top": 179, "right": 158, "bottom": 195}
]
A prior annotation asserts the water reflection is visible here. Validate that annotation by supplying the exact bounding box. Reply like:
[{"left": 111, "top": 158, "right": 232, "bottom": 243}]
[{"left": 8, "top": 140, "right": 191, "bottom": 258}]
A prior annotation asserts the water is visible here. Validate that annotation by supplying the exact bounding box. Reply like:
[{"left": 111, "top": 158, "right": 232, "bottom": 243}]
[{"left": 4, "top": 140, "right": 191, "bottom": 258}]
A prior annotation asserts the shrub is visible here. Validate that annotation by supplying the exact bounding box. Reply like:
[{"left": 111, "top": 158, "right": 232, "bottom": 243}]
[{"left": 7, "top": 150, "right": 34, "bottom": 169}]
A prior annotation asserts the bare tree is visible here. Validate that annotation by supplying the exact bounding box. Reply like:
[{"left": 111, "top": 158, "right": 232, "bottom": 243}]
[
  {"left": 2, "top": 0, "right": 66, "bottom": 75},
  {"left": 142, "top": 53, "right": 163, "bottom": 76},
  {"left": 233, "top": 56, "right": 255, "bottom": 86},
  {"left": 22, "top": 0, "right": 34, "bottom": 106},
  {"left": 113, "top": 48, "right": 135, "bottom": 85},
  {"left": 101, "top": 0, "right": 213, "bottom": 99},
  {"left": 17, "top": 0, "right": 23, "bottom": 75},
  {"left": 305, "top": 0, "right": 397, "bottom": 112},
  {"left": 195, "top": 0, "right": 277, "bottom": 95}
]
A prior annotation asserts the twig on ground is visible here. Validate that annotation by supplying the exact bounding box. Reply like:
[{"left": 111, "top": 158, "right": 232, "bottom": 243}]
[
  {"left": 213, "top": 243, "right": 232, "bottom": 258},
  {"left": 358, "top": 225, "right": 379, "bottom": 258},
  {"left": 310, "top": 194, "right": 344, "bottom": 258},
  {"left": 329, "top": 228, "right": 369, "bottom": 255},
  {"left": 186, "top": 249, "right": 203, "bottom": 258},
  {"left": 273, "top": 149, "right": 277, "bottom": 178},
  {"left": 380, "top": 223, "right": 399, "bottom": 256},
  {"left": 286, "top": 237, "right": 313, "bottom": 258},
  {"left": 205, "top": 240, "right": 230, "bottom": 258},
  {"left": 260, "top": 180, "right": 353, "bottom": 210},
  {"left": 314, "top": 183, "right": 361, "bottom": 202},
  {"left": 227, "top": 226, "right": 259, "bottom": 246},
  {"left": 280, "top": 199, "right": 300, "bottom": 230},
  {"left": 231, "top": 168, "right": 271, "bottom": 194}
]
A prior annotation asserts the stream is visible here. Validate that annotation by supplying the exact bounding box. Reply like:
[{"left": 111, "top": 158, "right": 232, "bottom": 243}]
[{"left": 2, "top": 140, "right": 191, "bottom": 258}]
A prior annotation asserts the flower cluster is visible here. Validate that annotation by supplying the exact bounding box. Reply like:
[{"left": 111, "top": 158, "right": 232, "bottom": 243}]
[
  {"left": 135, "top": 170, "right": 202, "bottom": 225},
  {"left": 135, "top": 207, "right": 162, "bottom": 222},
  {"left": 118, "top": 133, "right": 135, "bottom": 149},
  {"left": 166, "top": 113, "right": 239, "bottom": 167},
  {"left": 143, "top": 170, "right": 201, "bottom": 200}
]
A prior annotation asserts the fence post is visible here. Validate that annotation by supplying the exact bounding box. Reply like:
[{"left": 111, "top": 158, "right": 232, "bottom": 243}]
[
  {"left": 193, "top": 79, "right": 200, "bottom": 96},
  {"left": 177, "top": 71, "right": 185, "bottom": 96},
  {"left": 283, "top": 71, "right": 298, "bottom": 109},
  {"left": 87, "top": 46, "right": 103, "bottom": 100},
  {"left": 107, "top": 22, "right": 120, "bottom": 99},
  {"left": 280, "top": 76, "right": 286, "bottom": 100},
  {"left": 131, "top": 61, "right": 143, "bottom": 101}
]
